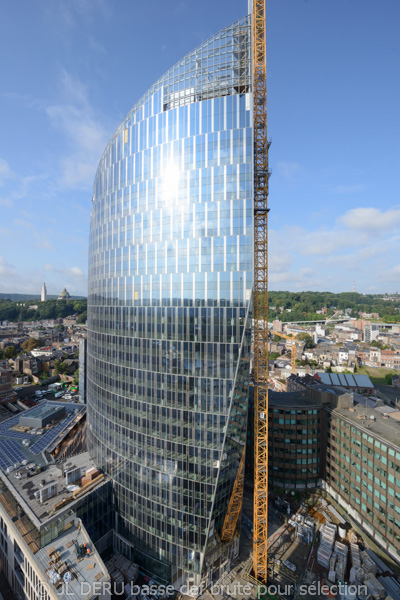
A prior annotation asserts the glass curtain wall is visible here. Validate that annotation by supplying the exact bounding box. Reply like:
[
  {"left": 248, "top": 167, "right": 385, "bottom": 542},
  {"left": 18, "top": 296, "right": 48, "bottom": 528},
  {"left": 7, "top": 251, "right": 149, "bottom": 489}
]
[{"left": 87, "top": 15, "right": 253, "bottom": 586}]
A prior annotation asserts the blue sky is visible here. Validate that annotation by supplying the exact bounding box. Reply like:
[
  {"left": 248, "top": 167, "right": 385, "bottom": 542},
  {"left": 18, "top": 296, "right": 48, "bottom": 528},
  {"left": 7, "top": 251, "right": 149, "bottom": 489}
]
[{"left": 0, "top": 0, "right": 399, "bottom": 296}]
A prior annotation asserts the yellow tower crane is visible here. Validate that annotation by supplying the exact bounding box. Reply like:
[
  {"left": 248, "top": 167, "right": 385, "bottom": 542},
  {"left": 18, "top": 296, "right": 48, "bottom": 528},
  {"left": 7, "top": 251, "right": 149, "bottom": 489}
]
[
  {"left": 252, "top": 0, "right": 269, "bottom": 583},
  {"left": 219, "top": 0, "right": 269, "bottom": 583},
  {"left": 270, "top": 330, "right": 299, "bottom": 374}
]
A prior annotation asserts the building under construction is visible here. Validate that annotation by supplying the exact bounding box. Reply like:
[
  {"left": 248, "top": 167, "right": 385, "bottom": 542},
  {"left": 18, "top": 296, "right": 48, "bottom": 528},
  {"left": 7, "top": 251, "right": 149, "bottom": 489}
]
[{"left": 86, "top": 0, "right": 269, "bottom": 588}]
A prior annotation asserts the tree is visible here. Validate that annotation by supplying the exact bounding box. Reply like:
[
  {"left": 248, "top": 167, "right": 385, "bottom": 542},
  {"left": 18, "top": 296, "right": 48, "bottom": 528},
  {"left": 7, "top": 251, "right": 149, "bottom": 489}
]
[
  {"left": 56, "top": 324, "right": 65, "bottom": 331},
  {"left": 370, "top": 340, "right": 384, "bottom": 350},
  {"left": 77, "top": 312, "right": 87, "bottom": 324},
  {"left": 73, "top": 369, "right": 79, "bottom": 386},
  {"left": 296, "top": 333, "right": 315, "bottom": 349},
  {"left": 21, "top": 338, "right": 45, "bottom": 352},
  {"left": 385, "top": 374, "right": 393, "bottom": 385},
  {"left": 54, "top": 360, "right": 67, "bottom": 375},
  {"left": 4, "top": 346, "right": 18, "bottom": 359}
]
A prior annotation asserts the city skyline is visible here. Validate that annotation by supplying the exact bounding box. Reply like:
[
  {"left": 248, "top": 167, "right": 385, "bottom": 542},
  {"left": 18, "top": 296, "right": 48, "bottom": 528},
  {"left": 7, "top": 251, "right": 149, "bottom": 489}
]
[{"left": 1, "top": 0, "right": 400, "bottom": 295}]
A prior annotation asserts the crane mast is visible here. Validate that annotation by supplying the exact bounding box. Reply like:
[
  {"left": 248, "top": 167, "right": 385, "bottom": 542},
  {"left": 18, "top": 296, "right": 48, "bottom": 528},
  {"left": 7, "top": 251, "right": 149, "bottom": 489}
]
[{"left": 252, "top": 0, "right": 269, "bottom": 583}]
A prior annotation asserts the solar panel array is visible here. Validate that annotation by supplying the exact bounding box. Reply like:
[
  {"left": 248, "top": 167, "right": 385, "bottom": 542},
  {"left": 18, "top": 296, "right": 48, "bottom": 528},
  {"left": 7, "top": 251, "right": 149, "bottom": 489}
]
[
  {"left": 0, "top": 403, "right": 84, "bottom": 459},
  {"left": 0, "top": 416, "right": 27, "bottom": 440},
  {"left": 29, "top": 412, "right": 77, "bottom": 454},
  {"left": 0, "top": 440, "right": 26, "bottom": 470}
]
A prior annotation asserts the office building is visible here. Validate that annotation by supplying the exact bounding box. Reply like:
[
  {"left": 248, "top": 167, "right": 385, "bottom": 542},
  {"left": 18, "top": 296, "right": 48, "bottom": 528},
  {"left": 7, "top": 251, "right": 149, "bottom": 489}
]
[
  {"left": 87, "top": 12, "right": 253, "bottom": 587},
  {"left": 268, "top": 391, "right": 323, "bottom": 490},
  {"left": 267, "top": 379, "right": 400, "bottom": 565},
  {"left": 0, "top": 402, "right": 112, "bottom": 599},
  {"left": 324, "top": 402, "right": 400, "bottom": 564}
]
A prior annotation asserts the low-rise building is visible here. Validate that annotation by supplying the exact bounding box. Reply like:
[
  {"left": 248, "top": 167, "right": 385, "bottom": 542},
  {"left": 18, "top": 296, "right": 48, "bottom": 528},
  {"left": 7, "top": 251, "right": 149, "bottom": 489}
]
[
  {"left": 315, "top": 372, "right": 374, "bottom": 394},
  {"left": 0, "top": 402, "right": 112, "bottom": 599}
]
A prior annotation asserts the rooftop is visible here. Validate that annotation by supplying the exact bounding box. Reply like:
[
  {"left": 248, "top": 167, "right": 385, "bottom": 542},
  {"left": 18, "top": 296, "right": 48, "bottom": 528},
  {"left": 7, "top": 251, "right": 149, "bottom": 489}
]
[
  {"left": 317, "top": 372, "right": 374, "bottom": 388},
  {"left": 269, "top": 390, "right": 321, "bottom": 409},
  {"left": 0, "top": 401, "right": 85, "bottom": 470},
  {"left": 333, "top": 401, "right": 400, "bottom": 448},
  {"left": 35, "top": 522, "right": 109, "bottom": 599},
  {"left": 0, "top": 451, "right": 105, "bottom": 528}
]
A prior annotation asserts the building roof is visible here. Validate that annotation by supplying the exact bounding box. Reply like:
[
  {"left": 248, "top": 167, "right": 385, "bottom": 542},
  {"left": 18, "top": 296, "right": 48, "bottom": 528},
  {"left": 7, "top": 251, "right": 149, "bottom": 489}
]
[
  {"left": 317, "top": 372, "right": 374, "bottom": 388},
  {"left": 269, "top": 390, "right": 321, "bottom": 409},
  {"left": 34, "top": 520, "right": 109, "bottom": 599},
  {"left": 0, "top": 401, "right": 85, "bottom": 470},
  {"left": 332, "top": 402, "right": 400, "bottom": 448},
  {"left": 0, "top": 451, "right": 104, "bottom": 527}
]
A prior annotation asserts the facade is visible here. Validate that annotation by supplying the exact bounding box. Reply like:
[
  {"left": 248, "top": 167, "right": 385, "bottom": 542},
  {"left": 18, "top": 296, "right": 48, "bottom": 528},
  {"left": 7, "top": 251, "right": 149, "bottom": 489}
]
[
  {"left": 246, "top": 389, "right": 324, "bottom": 489},
  {"left": 87, "top": 15, "right": 253, "bottom": 587},
  {"left": 268, "top": 391, "right": 323, "bottom": 489},
  {"left": 278, "top": 374, "right": 400, "bottom": 564},
  {"left": 0, "top": 366, "right": 15, "bottom": 404},
  {"left": 41, "top": 282, "right": 47, "bottom": 302},
  {"left": 324, "top": 403, "right": 400, "bottom": 564},
  {"left": 79, "top": 337, "right": 87, "bottom": 404}
]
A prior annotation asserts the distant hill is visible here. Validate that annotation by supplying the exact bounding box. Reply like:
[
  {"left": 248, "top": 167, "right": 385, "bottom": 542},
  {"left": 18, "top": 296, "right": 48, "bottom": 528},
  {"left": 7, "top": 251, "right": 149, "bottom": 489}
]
[
  {"left": 0, "top": 293, "right": 86, "bottom": 302},
  {"left": 0, "top": 298, "right": 87, "bottom": 323}
]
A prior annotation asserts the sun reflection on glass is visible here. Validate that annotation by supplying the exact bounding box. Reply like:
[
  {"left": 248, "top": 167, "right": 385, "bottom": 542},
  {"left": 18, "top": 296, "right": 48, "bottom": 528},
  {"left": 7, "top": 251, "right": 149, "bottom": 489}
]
[{"left": 160, "top": 162, "right": 180, "bottom": 204}]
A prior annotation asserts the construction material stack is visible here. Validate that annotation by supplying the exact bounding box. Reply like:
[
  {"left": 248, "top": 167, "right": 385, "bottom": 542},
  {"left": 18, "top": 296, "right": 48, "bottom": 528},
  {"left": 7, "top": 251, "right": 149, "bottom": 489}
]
[
  {"left": 334, "top": 540, "right": 348, "bottom": 582},
  {"left": 317, "top": 523, "right": 336, "bottom": 568},
  {"left": 105, "top": 552, "right": 139, "bottom": 590},
  {"left": 349, "top": 543, "right": 361, "bottom": 583},
  {"left": 364, "top": 572, "right": 386, "bottom": 599},
  {"left": 361, "top": 551, "right": 377, "bottom": 576}
]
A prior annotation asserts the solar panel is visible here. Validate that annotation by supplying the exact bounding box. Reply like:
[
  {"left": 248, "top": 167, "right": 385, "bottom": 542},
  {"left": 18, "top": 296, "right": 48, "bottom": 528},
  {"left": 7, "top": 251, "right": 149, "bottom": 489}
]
[
  {"left": 0, "top": 440, "right": 26, "bottom": 470},
  {"left": 0, "top": 403, "right": 84, "bottom": 461},
  {"left": 29, "top": 412, "right": 77, "bottom": 454}
]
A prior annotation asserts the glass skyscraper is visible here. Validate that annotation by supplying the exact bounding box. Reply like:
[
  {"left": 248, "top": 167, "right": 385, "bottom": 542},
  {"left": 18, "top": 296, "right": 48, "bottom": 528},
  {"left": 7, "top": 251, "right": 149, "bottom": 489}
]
[{"left": 87, "top": 13, "right": 253, "bottom": 588}]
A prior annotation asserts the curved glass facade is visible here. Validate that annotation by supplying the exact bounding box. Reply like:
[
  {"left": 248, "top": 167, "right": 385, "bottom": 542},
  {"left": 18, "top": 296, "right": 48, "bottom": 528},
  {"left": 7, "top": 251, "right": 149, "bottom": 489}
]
[{"left": 87, "top": 15, "right": 253, "bottom": 586}]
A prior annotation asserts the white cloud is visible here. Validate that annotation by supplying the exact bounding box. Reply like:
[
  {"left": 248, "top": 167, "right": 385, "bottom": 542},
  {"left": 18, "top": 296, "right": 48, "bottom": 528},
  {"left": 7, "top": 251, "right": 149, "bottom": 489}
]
[
  {"left": 34, "top": 235, "right": 54, "bottom": 251},
  {"left": 277, "top": 161, "right": 302, "bottom": 182},
  {"left": 46, "top": 70, "right": 109, "bottom": 188},
  {"left": 0, "top": 257, "right": 13, "bottom": 268},
  {"left": 0, "top": 158, "right": 13, "bottom": 185},
  {"left": 41, "top": 0, "right": 111, "bottom": 30},
  {"left": 66, "top": 267, "right": 84, "bottom": 277},
  {"left": 0, "top": 256, "right": 15, "bottom": 278},
  {"left": 330, "top": 183, "right": 368, "bottom": 194},
  {"left": 0, "top": 197, "right": 12, "bottom": 207},
  {"left": 269, "top": 204, "right": 400, "bottom": 292},
  {"left": 339, "top": 207, "right": 400, "bottom": 233}
]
